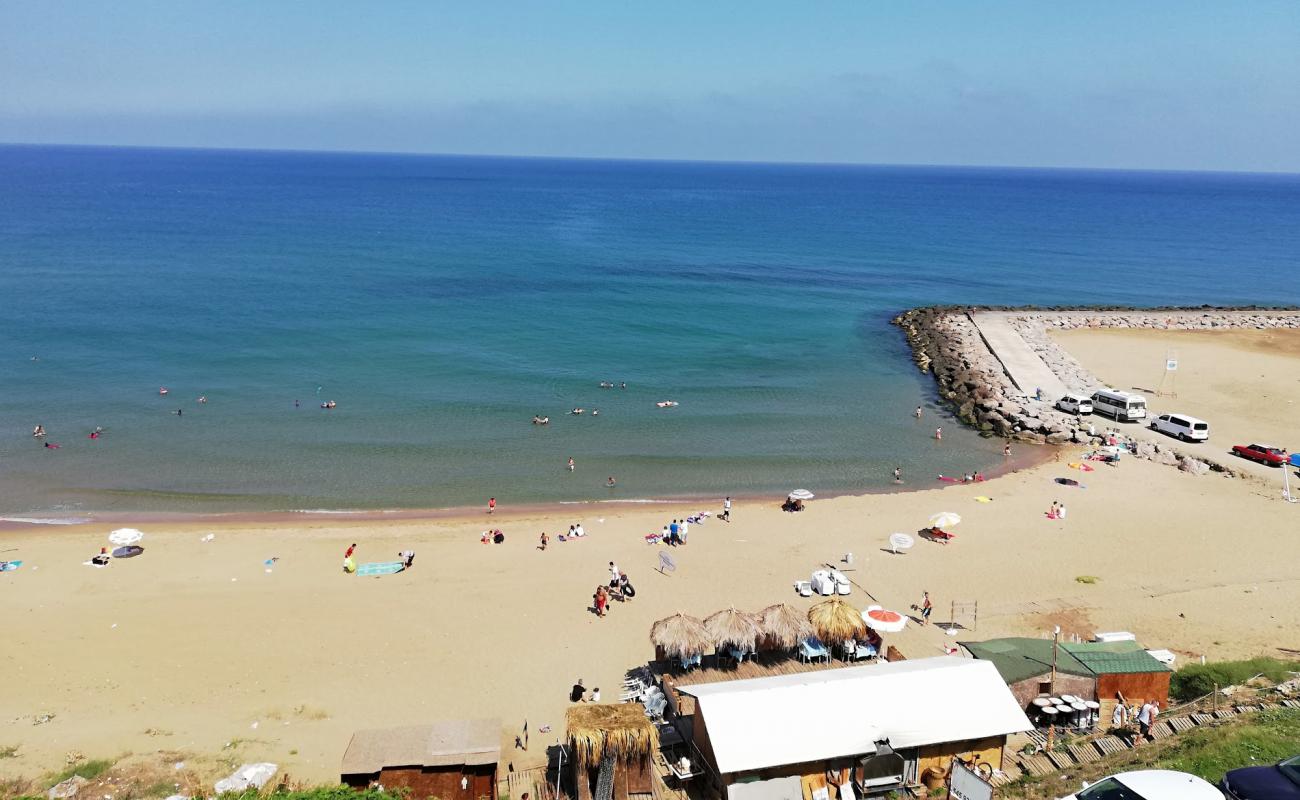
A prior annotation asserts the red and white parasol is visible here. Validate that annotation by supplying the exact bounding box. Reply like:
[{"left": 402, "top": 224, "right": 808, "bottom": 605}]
[{"left": 861, "top": 607, "right": 908, "bottom": 633}]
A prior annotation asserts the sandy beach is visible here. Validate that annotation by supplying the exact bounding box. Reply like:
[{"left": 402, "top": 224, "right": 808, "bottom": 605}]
[
  {"left": 1051, "top": 327, "right": 1300, "bottom": 457},
  {"left": 4, "top": 438, "right": 1299, "bottom": 785}
]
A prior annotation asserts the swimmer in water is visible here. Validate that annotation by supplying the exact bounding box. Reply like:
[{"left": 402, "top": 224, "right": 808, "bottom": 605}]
[
  {"left": 44, "top": 441, "right": 60, "bottom": 449},
  {"left": 592, "top": 409, "right": 599, "bottom": 416},
  {"left": 33, "top": 425, "right": 46, "bottom": 437},
  {"left": 606, "top": 476, "right": 616, "bottom": 487},
  {"left": 197, "top": 396, "right": 207, "bottom": 404},
  {"left": 294, "top": 399, "right": 300, "bottom": 408},
  {"left": 88, "top": 431, "right": 100, "bottom": 439},
  {"left": 159, "top": 387, "right": 169, "bottom": 396},
  {"left": 620, "top": 382, "right": 626, "bottom": 389},
  {"left": 915, "top": 406, "right": 923, "bottom": 418},
  {"left": 567, "top": 457, "right": 575, "bottom": 472},
  {"left": 174, "top": 409, "right": 183, "bottom": 416}
]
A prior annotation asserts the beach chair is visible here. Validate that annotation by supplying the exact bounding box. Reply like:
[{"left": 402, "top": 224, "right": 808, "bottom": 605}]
[
  {"left": 678, "top": 652, "right": 701, "bottom": 671},
  {"left": 853, "top": 642, "right": 878, "bottom": 661},
  {"left": 799, "top": 637, "right": 830, "bottom": 663},
  {"left": 928, "top": 527, "right": 955, "bottom": 543},
  {"left": 643, "top": 694, "right": 667, "bottom": 721}
]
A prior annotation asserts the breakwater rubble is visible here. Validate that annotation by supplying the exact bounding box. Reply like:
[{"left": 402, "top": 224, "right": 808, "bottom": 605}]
[{"left": 892, "top": 306, "right": 1300, "bottom": 478}]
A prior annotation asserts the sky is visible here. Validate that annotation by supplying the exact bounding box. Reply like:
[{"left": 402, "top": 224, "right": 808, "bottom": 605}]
[{"left": 2, "top": 1, "right": 1298, "bottom": 171}]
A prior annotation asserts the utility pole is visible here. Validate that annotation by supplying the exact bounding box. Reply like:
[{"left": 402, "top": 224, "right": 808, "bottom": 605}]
[{"left": 1047, "top": 626, "right": 1061, "bottom": 753}]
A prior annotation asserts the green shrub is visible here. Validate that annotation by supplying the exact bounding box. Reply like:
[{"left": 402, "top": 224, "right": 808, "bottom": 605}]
[
  {"left": 1171, "top": 657, "right": 1300, "bottom": 702},
  {"left": 48, "top": 759, "right": 113, "bottom": 784}
]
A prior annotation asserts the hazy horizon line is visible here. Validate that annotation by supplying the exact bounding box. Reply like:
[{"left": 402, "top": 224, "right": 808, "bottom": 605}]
[{"left": 4, "top": 140, "right": 1298, "bottom": 179}]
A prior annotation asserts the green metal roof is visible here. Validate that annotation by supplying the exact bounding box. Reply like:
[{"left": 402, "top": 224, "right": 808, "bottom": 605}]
[
  {"left": 959, "top": 638, "right": 1093, "bottom": 685},
  {"left": 1062, "top": 642, "right": 1171, "bottom": 674}
]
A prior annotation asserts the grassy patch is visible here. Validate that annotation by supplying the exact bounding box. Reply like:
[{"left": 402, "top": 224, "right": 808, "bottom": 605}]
[
  {"left": 1161, "top": 708, "right": 1300, "bottom": 783},
  {"left": 1001, "top": 707, "right": 1300, "bottom": 799},
  {"left": 0, "top": 745, "right": 18, "bottom": 759},
  {"left": 48, "top": 758, "right": 113, "bottom": 784},
  {"left": 1074, "top": 575, "right": 1100, "bottom": 584},
  {"left": 1171, "top": 656, "right": 1300, "bottom": 702}
]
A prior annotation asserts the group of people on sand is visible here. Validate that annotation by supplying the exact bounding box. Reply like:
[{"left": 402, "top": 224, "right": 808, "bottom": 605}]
[
  {"left": 341, "top": 542, "right": 416, "bottom": 573},
  {"left": 660, "top": 518, "right": 689, "bottom": 545},
  {"left": 1047, "top": 500, "right": 1068, "bottom": 520},
  {"left": 593, "top": 561, "right": 634, "bottom": 617},
  {"left": 537, "top": 521, "right": 587, "bottom": 550}
]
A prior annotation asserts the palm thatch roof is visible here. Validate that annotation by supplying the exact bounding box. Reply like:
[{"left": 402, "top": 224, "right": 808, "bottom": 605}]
[
  {"left": 650, "top": 612, "right": 711, "bottom": 658},
  {"left": 808, "top": 597, "right": 866, "bottom": 644},
  {"left": 704, "top": 606, "right": 761, "bottom": 650},
  {"left": 565, "top": 704, "right": 659, "bottom": 768},
  {"left": 756, "top": 603, "right": 815, "bottom": 650}
]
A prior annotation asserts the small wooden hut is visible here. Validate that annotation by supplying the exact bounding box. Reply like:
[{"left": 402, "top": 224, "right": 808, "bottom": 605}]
[
  {"left": 340, "top": 719, "right": 500, "bottom": 800},
  {"left": 566, "top": 704, "right": 660, "bottom": 800}
]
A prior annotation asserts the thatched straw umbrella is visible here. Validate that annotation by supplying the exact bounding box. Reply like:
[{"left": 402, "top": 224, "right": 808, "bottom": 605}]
[
  {"left": 808, "top": 597, "right": 866, "bottom": 645},
  {"left": 756, "top": 603, "right": 815, "bottom": 650},
  {"left": 566, "top": 704, "right": 660, "bottom": 771},
  {"left": 649, "top": 612, "right": 711, "bottom": 659},
  {"left": 704, "top": 606, "right": 761, "bottom": 651}
]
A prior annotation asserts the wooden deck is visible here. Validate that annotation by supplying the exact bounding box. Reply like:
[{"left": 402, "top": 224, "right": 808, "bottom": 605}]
[{"left": 652, "top": 653, "right": 863, "bottom": 716}]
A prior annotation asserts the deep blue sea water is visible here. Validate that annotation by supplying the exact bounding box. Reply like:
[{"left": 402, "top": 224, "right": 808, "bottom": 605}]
[{"left": 1, "top": 145, "right": 1298, "bottom": 514}]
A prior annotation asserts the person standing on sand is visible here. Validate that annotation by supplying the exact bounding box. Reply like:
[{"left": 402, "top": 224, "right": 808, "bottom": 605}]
[
  {"left": 920, "top": 591, "right": 933, "bottom": 625},
  {"left": 539, "top": 532, "right": 549, "bottom": 551},
  {"left": 345, "top": 543, "right": 357, "bottom": 559},
  {"left": 680, "top": 517, "right": 689, "bottom": 544},
  {"left": 1057, "top": 502, "right": 1067, "bottom": 521},
  {"left": 722, "top": 496, "right": 732, "bottom": 522},
  {"left": 488, "top": 497, "right": 496, "bottom": 514},
  {"left": 594, "top": 585, "right": 608, "bottom": 617}
]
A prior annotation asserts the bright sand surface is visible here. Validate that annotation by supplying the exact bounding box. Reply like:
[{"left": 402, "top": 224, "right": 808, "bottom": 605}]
[
  {"left": 1051, "top": 327, "right": 1300, "bottom": 455},
  {"left": 4, "top": 453, "right": 1299, "bottom": 784}
]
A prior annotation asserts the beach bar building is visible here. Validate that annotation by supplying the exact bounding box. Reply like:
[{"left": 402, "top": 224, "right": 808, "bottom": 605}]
[
  {"left": 340, "top": 719, "right": 501, "bottom": 800},
  {"left": 962, "top": 638, "right": 1171, "bottom": 722},
  {"left": 565, "top": 704, "right": 659, "bottom": 800},
  {"left": 678, "top": 657, "right": 1032, "bottom": 799}
]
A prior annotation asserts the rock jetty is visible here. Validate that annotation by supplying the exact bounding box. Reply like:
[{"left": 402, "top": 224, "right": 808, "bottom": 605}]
[{"left": 892, "top": 306, "right": 1300, "bottom": 476}]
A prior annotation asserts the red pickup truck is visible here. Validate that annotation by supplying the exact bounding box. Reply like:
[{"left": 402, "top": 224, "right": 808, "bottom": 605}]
[{"left": 1231, "top": 443, "right": 1288, "bottom": 466}]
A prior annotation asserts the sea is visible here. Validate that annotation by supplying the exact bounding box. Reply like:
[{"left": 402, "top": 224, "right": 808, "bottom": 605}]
[{"left": 1, "top": 145, "right": 1298, "bottom": 516}]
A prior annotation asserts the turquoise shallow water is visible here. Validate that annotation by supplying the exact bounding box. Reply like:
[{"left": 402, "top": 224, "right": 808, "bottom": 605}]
[{"left": 1, "top": 146, "right": 1298, "bottom": 514}]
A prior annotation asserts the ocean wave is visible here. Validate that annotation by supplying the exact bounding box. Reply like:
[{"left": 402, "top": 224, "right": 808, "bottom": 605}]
[
  {"left": 0, "top": 516, "right": 93, "bottom": 525},
  {"left": 290, "top": 509, "right": 369, "bottom": 515}
]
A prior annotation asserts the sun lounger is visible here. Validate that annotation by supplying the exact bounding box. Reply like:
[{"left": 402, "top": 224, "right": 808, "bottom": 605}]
[
  {"left": 799, "top": 637, "right": 830, "bottom": 663},
  {"left": 678, "top": 652, "right": 702, "bottom": 671},
  {"left": 727, "top": 646, "right": 755, "bottom": 663},
  {"left": 853, "top": 642, "right": 878, "bottom": 661},
  {"left": 793, "top": 579, "right": 813, "bottom": 597}
]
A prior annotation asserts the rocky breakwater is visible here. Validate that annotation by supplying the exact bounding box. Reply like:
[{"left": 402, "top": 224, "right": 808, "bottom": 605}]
[{"left": 891, "top": 307, "right": 1100, "bottom": 446}]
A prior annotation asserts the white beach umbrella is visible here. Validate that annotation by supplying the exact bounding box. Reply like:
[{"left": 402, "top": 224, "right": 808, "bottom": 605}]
[
  {"left": 927, "top": 512, "right": 962, "bottom": 529},
  {"left": 108, "top": 528, "right": 144, "bottom": 546},
  {"left": 788, "top": 489, "right": 815, "bottom": 500},
  {"left": 887, "top": 532, "right": 915, "bottom": 554},
  {"left": 861, "top": 607, "right": 909, "bottom": 634}
]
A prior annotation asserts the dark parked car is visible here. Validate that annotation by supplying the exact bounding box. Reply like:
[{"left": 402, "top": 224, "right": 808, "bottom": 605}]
[{"left": 1221, "top": 754, "right": 1300, "bottom": 798}]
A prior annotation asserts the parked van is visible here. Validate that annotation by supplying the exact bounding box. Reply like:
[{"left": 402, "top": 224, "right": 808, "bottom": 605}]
[
  {"left": 1055, "top": 393, "right": 1094, "bottom": 415},
  {"left": 1149, "top": 413, "right": 1210, "bottom": 442},
  {"left": 1090, "top": 389, "right": 1148, "bottom": 422}
]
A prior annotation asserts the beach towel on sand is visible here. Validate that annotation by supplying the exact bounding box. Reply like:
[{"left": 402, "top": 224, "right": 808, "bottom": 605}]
[{"left": 355, "top": 561, "right": 405, "bottom": 576}]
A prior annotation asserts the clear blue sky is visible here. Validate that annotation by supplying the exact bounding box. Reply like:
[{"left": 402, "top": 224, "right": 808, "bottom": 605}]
[{"left": 2, "top": 1, "right": 1298, "bottom": 171}]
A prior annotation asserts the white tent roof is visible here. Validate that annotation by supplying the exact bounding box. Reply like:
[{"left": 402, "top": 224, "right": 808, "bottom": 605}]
[{"left": 680, "top": 656, "right": 1033, "bottom": 775}]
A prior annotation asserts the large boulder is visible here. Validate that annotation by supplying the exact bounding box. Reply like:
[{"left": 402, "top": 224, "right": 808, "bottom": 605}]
[
  {"left": 49, "top": 777, "right": 88, "bottom": 800},
  {"left": 1014, "top": 431, "right": 1046, "bottom": 444},
  {"left": 1045, "top": 431, "right": 1073, "bottom": 445},
  {"left": 1179, "top": 457, "right": 1211, "bottom": 476},
  {"left": 1157, "top": 449, "right": 1180, "bottom": 466},
  {"left": 1134, "top": 442, "right": 1158, "bottom": 460}
]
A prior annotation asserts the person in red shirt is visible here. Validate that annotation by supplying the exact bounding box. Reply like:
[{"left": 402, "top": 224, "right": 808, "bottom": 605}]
[
  {"left": 488, "top": 497, "right": 496, "bottom": 514},
  {"left": 344, "top": 543, "right": 356, "bottom": 559}
]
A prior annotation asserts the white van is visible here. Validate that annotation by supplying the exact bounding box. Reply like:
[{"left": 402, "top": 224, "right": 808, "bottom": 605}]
[
  {"left": 1149, "top": 413, "right": 1210, "bottom": 442},
  {"left": 1090, "top": 389, "right": 1148, "bottom": 422},
  {"left": 1055, "top": 393, "right": 1093, "bottom": 415}
]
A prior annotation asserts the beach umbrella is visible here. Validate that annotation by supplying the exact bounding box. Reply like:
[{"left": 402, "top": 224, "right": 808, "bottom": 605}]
[
  {"left": 756, "top": 603, "right": 814, "bottom": 650},
  {"left": 807, "top": 597, "right": 866, "bottom": 644},
  {"left": 108, "top": 528, "right": 144, "bottom": 546},
  {"left": 788, "top": 489, "right": 815, "bottom": 500},
  {"left": 862, "top": 607, "right": 908, "bottom": 634},
  {"left": 649, "top": 612, "right": 712, "bottom": 659},
  {"left": 704, "top": 606, "right": 761, "bottom": 651},
  {"left": 927, "top": 512, "right": 962, "bottom": 529},
  {"left": 887, "top": 533, "right": 915, "bottom": 554}
]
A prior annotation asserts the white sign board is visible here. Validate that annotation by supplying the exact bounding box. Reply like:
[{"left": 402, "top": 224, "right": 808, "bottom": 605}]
[{"left": 948, "top": 761, "right": 994, "bottom": 800}]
